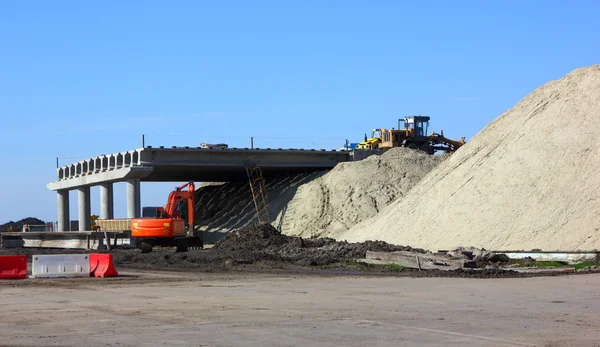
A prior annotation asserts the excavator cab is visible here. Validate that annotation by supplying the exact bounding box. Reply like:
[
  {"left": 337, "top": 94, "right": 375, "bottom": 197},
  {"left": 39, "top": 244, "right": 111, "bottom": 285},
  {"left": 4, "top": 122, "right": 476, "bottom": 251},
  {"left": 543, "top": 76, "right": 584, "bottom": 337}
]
[{"left": 142, "top": 207, "right": 162, "bottom": 218}]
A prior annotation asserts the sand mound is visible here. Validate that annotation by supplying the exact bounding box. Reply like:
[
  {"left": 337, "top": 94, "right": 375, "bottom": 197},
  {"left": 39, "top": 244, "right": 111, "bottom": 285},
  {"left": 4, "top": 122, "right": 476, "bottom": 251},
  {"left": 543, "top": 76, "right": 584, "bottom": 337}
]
[
  {"left": 275, "top": 148, "right": 446, "bottom": 238},
  {"left": 194, "top": 172, "right": 324, "bottom": 244},
  {"left": 194, "top": 148, "right": 444, "bottom": 243},
  {"left": 339, "top": 65, "right": 600, "bottom": 251}
]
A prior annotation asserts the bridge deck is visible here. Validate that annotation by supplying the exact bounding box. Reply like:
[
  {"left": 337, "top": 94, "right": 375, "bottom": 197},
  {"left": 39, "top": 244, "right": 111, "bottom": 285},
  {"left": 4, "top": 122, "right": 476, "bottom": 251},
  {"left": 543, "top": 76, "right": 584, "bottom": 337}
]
[{"left": 47, "top": 147, "right": 350, "bottom": 190}]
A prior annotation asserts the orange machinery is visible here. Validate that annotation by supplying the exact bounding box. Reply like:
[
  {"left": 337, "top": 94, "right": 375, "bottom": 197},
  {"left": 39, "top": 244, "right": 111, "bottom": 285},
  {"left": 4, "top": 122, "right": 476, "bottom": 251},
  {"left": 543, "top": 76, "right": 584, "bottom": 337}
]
[{"left": 131, "top": 181, "right": 202, "bottom": 253}]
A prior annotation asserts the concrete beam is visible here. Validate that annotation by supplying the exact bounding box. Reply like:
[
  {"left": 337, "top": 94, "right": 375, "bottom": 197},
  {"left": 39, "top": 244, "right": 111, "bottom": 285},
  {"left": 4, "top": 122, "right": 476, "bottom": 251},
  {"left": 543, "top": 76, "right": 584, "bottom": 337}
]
[
  {"left": 47, "top": 166, "right": 153, "bottom": 191},
  {"left": 77, "top": 187, "right": 91, "bottom": 231},
  {"left": 138, "top": 147, "right": 348, "bottom": 168},
  {"left": 57, "top": 190, "right": 70, "bottom": 232},
  {"left": 0, "top": 231, "right": 132, "bottom": 250},
  {"left": 365, "top": 251, "right": 469, "bottom": 270},
  {"left": 99, "top": 183, "right": 114, "bottom": 219},
  {"left": 126, "top": 178, "right": 141, "bottom": 218}
]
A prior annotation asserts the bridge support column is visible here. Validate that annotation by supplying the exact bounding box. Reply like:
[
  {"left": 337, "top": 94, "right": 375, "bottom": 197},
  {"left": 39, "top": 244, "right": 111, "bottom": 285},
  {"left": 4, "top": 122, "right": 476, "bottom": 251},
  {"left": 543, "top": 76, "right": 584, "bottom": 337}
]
[
  {"left": 99, "top": 183, "right": 114, "bottom": 219},
  {"left": 126, "top": 178, "right": 141, "bottom": 218},
  {"left": 57, "top": 189, "right": 70, "bottom": 232},
  {"left": 77, "top": 186, "right": 91, "bottom": 231}
]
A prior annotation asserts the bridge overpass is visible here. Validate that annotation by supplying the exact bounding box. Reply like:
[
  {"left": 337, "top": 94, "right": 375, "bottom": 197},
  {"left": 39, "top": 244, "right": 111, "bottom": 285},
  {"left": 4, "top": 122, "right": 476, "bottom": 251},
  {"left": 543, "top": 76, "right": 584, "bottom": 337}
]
[{"left": 47, "top": 146, "right": 351, "bottom": 232}]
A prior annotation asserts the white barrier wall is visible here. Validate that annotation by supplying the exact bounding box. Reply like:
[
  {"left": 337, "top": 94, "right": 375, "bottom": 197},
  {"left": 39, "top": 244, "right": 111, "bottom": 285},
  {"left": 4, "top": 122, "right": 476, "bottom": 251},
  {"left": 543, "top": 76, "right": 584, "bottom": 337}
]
[{"left": 31, "top": 254, "right": 91, "bottom": 278}]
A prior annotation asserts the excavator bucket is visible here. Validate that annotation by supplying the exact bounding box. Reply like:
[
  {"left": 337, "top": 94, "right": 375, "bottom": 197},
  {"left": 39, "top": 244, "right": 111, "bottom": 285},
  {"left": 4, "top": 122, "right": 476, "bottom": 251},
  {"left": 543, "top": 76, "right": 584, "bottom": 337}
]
[{"left": 187, "top": 236, "right": 204, "bottom": 250}]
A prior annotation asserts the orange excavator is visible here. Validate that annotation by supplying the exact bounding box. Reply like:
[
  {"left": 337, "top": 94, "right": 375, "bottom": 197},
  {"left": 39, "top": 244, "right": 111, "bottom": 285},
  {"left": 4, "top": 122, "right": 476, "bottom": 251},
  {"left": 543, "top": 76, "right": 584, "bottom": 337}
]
[{"left": 131, "top": 181, "right": 203, "bottom": 253}]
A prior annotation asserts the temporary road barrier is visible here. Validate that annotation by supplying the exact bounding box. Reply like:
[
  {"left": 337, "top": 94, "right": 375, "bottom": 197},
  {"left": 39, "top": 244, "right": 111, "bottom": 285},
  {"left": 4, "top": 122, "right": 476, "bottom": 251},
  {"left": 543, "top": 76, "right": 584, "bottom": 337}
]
[
  {"left": 89, "top": 253, "right": 118, "bottom": 278},
  {"left": 31, "top": 254, "right": 90, "bottom": 278},
  {"left": 0, "top": 255, "right": 27, "bottom": 279}
]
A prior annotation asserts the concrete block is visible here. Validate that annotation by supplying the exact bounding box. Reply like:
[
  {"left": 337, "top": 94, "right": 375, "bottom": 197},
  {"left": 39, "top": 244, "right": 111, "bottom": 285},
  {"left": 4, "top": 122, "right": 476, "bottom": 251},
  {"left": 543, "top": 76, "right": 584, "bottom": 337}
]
[
  {"left": 31, "top": 254, "right": 90, "bottom": 278},
  {"left": 365, "top": 251, "right": 466, "bottom": 270}
]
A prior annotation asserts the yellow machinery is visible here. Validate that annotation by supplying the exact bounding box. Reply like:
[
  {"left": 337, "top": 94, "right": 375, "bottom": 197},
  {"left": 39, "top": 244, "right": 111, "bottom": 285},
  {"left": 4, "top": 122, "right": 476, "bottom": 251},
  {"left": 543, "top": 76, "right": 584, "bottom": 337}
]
[
  {"left": 357, "top": 116, "right": 465, "bottom": 154},
  {"left": 91, "top": 214, "right": 100, "bottom": 231}
]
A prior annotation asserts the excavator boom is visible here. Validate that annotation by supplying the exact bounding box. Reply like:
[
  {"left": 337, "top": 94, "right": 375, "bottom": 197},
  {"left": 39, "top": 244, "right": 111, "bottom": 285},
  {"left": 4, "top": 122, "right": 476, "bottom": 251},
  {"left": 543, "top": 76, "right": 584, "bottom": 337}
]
[{"left": 163, "top": 182, "right": 195, "bottom": 223}]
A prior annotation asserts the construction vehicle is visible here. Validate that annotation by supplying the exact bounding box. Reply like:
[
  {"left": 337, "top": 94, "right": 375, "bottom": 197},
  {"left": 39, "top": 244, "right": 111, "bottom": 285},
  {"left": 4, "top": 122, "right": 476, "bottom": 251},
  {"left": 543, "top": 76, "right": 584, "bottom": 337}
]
[
  {"left": 90, "top": 214, "right": 100, "bottom": 231},
  {"left": 356, "top": 115, "right": 465, "bottom": 154},
  {"left": 94, "top": 218, "right": 133, "bottom": 232},
  {"left": 21, "top": 224, "right": 48, "bottom": 232},
  {"left": 200, "top": 142, "right": 228, "bottom": 149},
  {"left": 131, "top": 181, "right": 203, "bottom": 253}
]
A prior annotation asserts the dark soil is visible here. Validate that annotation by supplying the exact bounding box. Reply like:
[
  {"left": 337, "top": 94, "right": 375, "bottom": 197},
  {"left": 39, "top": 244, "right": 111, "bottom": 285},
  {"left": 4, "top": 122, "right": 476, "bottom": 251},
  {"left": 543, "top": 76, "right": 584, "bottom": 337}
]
[
  {"left": 107, "top": 224, "right": 428, "bottom": 273},
  {"left": 103, "top": 225, "right": 566, "bottom": 278},
  {"left": 213, "top": 223, "right": 425, "bottom": 266},
  {"left": 0, "top": 224, "right": 577, "bottom": 279}
]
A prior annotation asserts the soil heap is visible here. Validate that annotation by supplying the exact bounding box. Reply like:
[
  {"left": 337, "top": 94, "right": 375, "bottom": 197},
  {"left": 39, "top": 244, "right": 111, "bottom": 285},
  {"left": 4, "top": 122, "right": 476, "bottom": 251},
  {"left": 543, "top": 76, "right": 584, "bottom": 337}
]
[
  {"left": 194, "top": 172, "right": 323, "bottom": 244},
  {"left": 194, "top": 148, "right": 445, "bottom": 243},
  {"left": 213, "top": 223, "right": 423, "bottom": 266},
  {"left": 339, "top": 65, "right": 600, "bottom": 251},
  {"left": 274, "top": 147, "right": 446, "bottom": 238},
  {"left": 111, "top": 223, "right": 425, "bottom": 271}
]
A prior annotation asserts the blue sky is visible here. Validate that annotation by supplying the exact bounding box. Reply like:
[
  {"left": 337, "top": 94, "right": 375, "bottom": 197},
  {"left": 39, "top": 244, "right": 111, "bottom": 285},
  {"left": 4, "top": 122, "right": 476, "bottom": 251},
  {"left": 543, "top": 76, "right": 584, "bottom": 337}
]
[{"left": 0, "top": 1, "right": 598, "bottom": 223}]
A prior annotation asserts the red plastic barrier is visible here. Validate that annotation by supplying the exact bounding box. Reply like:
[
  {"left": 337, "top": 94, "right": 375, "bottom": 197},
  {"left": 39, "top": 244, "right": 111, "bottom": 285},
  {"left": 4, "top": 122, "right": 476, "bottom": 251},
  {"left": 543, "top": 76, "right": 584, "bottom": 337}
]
[
  {"left": 0, "top": 255, "right": 27, "bottom": 279},
  {"left": 89, "top": 254, "right": 118, "bottom": 278}
]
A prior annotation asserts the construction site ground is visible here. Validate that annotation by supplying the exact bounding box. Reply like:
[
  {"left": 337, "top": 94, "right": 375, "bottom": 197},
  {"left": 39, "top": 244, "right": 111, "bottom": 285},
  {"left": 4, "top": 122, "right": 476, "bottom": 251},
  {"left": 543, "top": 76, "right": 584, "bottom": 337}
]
[{"left": 0, "top": 268, "right": 598, "bottom": 346}]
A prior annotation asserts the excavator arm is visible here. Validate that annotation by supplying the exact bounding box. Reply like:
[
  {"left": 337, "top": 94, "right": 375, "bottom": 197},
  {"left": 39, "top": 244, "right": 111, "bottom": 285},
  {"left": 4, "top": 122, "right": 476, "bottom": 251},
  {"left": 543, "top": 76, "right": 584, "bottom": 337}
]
[{"left": 162, "top": 181, "right": 195, "bottom": 234}]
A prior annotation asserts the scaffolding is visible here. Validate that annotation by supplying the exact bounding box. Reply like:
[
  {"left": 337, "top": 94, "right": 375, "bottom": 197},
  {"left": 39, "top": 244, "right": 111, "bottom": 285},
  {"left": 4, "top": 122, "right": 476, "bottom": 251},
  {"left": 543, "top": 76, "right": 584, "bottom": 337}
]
[{"left": 245, "top": 157, "right": 271, "bottom": 224}]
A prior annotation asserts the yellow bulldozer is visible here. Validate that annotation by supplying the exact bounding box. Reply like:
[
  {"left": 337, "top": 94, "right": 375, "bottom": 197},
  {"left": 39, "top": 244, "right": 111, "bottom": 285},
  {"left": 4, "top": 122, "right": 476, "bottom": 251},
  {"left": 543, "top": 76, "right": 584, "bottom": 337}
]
[{"left": 357, "top": 115, "right": 465, "bottom": 154}]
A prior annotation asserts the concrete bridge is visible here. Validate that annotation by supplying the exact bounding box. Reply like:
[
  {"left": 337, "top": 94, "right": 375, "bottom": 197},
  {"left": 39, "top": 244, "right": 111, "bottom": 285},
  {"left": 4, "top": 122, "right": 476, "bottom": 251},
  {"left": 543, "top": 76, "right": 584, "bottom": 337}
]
[{"left": 47, "top": 146, "right": 351, "bottom": 232}]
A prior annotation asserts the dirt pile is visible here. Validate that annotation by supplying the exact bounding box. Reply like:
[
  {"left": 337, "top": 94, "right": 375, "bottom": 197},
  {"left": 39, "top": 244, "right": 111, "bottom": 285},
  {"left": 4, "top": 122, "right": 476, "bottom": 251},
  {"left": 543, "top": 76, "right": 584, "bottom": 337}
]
[
  {"left": 339, "top": 65, "right": 600, "bottom": 251},
  {"left": 194, "top": 147, "right": 444, "bottom": 243},
  {"left": 108, "top": 224, "right": 532, "bottom": 277},
  {"left": 110, "top": 224, "right": 425, "bottom": 271},
  {"left": 274, "top": 147, "right": 447, "bottom": 239},
  {"left": 194, "top": 172, "right": 323, "bottom": 244},
  {"left": 0, "top": 218, "right": 46, "bottom": 232},
  {"left": 213, "top": 223, "right": 424, "bottom": 266}
]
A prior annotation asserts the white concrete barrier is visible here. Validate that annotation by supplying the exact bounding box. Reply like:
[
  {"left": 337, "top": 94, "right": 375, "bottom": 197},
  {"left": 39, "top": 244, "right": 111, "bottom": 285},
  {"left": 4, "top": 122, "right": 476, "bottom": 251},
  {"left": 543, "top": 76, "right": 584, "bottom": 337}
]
[{"left": 31, "top": 254, "right": 90, "bottom": 278}]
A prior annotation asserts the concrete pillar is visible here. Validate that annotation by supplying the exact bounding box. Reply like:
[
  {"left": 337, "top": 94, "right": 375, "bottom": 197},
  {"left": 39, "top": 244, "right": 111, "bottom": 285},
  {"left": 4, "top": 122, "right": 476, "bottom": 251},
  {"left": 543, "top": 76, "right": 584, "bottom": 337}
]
[
  {"left": 57, "top": 190, "right": 70, "bottom": 232},
  {"left": 135, "top": 179, "right": 141, "bottom": 218},
  {"left": 77, "top": 186, "right": 91, "bottom": 231},
  {"left": 99, "top": 183, "right": 114, "bottom": 219},
  {"left": 126, "top": 178, "right": 141, "bottom": 218}
]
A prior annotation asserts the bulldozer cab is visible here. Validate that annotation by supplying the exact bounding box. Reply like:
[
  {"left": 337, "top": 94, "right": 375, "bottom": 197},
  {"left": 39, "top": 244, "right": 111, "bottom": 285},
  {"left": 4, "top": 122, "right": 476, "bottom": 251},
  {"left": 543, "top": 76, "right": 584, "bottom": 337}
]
[{"left": 399, "top": 116, "right": 430, "bottom": 139}]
